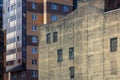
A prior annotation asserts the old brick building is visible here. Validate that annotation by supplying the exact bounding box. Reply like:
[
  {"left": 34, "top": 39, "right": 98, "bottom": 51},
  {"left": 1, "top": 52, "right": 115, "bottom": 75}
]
[{"left": 38, "top": 0, "right": 120, "bottom": 80}]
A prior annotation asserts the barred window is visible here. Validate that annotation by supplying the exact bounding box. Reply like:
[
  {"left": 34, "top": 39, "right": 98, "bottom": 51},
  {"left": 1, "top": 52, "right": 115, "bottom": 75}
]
[
  {"left": 57, "top": 49, "right": 63, "bottom": 63},
  {"left": 110, "top": 38, "right": 117, "bottom": 52},
  {"left": 69, "top": 47, "right": 74, "bottom": 60}
]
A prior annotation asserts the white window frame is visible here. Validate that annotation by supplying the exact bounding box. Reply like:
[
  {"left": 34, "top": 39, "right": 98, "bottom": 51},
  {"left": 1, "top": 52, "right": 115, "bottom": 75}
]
[
  {"left": 32, "top": 71, "right": 37, "bottom": 77},
  {"left": 32, "top": 3, "right": 37, "bottom": 9},
  {"left": 32, "top": 36, "right": 38, "bottom": 43},
  {"left": 32, "top": 47, "right": 37, "bottom": 54}
]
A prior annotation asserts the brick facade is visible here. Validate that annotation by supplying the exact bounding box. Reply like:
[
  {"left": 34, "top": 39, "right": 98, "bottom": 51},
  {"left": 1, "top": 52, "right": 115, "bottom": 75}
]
[{"left": 38, "top": 0, "right": 120, "bottom": 80}]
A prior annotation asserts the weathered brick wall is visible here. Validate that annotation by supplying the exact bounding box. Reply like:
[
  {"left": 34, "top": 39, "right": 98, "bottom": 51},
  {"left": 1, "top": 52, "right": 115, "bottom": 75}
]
[
  {"left": 38, "top": 1, "right": 120, "bottom": 80},
  {"left": 103, "top": 10, "right": 120, "bottom": 80}
]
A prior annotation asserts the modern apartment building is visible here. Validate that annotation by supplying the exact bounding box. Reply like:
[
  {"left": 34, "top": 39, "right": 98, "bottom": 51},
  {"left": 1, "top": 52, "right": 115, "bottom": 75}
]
[
  {"left": 38, "top": 0, "right": 120, "bottom": 80},
  {"left": 0, "top": 1, "right": 7, "bottom": 80},
  {"left": 3, "top": 0, "right": 73, "bottom": 80}
]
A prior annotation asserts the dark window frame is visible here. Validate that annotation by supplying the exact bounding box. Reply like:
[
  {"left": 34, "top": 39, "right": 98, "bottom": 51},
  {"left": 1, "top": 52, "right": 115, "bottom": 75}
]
[
  {"left": 69, "top": 66, "right": 75, "bottom": 79},
  {"left": 46, "top": 33, "right": 51, "bottom": 43},
  {"left": 53, "top": 32, "right": 58, "bottom": 42},
  {"left": 69, "top": 47, "right": 74, "bottom": 60},
  {"left": 32, "top": 59, "right": 37, "bottom": 65},
  {"left": 57, "top": 49, "right": 63, "bottom": 63},
  {"left": 110, "top": 38, "right": 117, "bottom": 52}
]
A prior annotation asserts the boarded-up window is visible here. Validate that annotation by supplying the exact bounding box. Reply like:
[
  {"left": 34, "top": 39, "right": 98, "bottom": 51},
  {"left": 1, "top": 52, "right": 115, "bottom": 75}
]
[
  {"left": 69, "top": 66, "right": 75, "bottom": 79},
  {"left": 110, "top": 61, "right": 118, "bottom": 75}
]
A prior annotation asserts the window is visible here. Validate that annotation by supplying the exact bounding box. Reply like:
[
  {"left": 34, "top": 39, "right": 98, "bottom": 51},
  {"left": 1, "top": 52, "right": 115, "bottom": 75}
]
[
  {"left": 32, "top": 59, "right": 37, "bottom": 65},
  {"left": 57, "top": 49, "right": 63, "bottom": 63},
  {"left": 51, "top": 4, "right": 58, "bottom": 10},
  {"left": 17, "top": 36, "right": 19, "bottom": 41},
  {"left": 10, "top": 4, "right": 16, "bottom": 10},
  {"left": 8, "top": 7, "right": 10, "bottom": 12},
  {"left": 6, "top": 60, "right": 14, "bottom": 66},
  {"left": 46, "top": 33, "right": 50, "bottom": 43},
  {"left": 53, "top": 32, "right": 58, "bottom": 42},
  {"left": 21, "top": 71, "right": 25, "bottom": 77},
  {"left": 32, "top": 14, "right": 37, "bottom": 20},
  {"left": 117, "top": 3, "right": 120, "bottom": 8},
  {"left": 17, "top": 59, "right": 21, "bottom": 63},
  {"left": 10, "top": 20, "right": 16, "bottom": 27},
  {"left": 32, "top": 3, "right": 37, "bottom": 9},
  {"left": 69, "top": 66, "right": 75, "bottom": 79},
  {"left": 63, "top": 5, "right": 69, "bottom": 12},
  {"left": 32, "top": 71, "right": 37, "bottom": 77},
  {"left": 32, "top": 36, "right": 38, "bottom": 43},
  {"left": 110, "top": 61, "right": 118, "bottom": 75},
  {"left": 17, "top": 47, "right": 21, "bottom": 52},
  {"left": 9, "top": 9, "right": 16, "bottom": 17},
  {"left": 32, "top": 25, "right": 37, "bottom": 32},
  {"left": 110, "top": 38, "right": 117, "bottom": 52},
  {"left": 32, "top": 48, "right": 37, "bottom": 54},
  {"left": 69, "top": 47, "right": 74, "bottom": 60},
  {"left": 0, "top": 3, "right": 2, "bottom": 7},
  {"left": 51, "top": 15, "right": 57, "bottom": 21},
  {"left": 12, "top": 74, "right": 17, "bottom": 78},
  {"left": 17, "top": 2, "right": 21, "bottom": 7}
]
